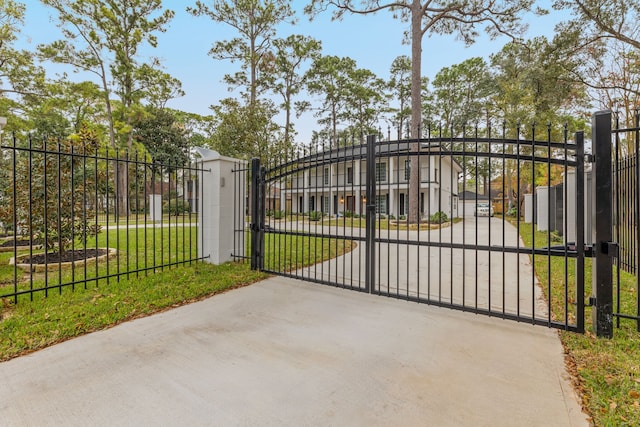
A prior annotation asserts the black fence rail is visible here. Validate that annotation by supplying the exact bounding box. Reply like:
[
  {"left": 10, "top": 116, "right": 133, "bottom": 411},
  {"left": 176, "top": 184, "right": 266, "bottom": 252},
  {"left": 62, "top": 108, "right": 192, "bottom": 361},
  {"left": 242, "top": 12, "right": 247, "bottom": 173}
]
[
  {"left": 0, "top": 134, "right": 206, "bottom": 303},
  {"left": 611, "top": 111, "right": 640, "bottom": 330},
  {"left": 252, "top": 123, "right": 586, "bottom": 332}
]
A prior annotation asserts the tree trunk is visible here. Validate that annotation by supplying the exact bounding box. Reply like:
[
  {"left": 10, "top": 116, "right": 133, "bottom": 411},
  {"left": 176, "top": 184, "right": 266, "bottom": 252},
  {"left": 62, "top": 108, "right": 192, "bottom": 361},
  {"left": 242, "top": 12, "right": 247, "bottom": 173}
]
[{"left": 408, "top": 1, "right": 422, "bottom": 223}]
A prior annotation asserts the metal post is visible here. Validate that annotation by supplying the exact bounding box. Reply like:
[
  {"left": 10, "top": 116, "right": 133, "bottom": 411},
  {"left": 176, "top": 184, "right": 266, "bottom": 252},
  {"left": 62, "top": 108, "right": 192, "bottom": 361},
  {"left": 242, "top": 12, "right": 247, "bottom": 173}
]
[
  {"left": 592, "top": 111, "right": 614, "bottom": 338},
  {"left": 575, "top": 131, "right": 585, "bottom": 333},
  {"left": 250, "top": 158, "right": 265, "bottom": 271},
  {"left": 365, "top": 135, "right": 377, "bottom": 293}
]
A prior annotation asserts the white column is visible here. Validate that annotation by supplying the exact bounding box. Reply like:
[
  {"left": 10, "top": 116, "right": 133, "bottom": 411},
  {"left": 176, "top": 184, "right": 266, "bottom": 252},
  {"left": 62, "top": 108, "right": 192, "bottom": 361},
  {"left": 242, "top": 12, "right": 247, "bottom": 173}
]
[
  {"left": 536, "top": 186, "right": 549, "bottom": 231},
  {"left": 149, "top": 194, "right": 162, "bottom": 221},
  {"left": 197, "top": 149, "right": 246, "bottom": 265},
  {"left": 524, "top": 194, "right": 534, "bottom": 223}
]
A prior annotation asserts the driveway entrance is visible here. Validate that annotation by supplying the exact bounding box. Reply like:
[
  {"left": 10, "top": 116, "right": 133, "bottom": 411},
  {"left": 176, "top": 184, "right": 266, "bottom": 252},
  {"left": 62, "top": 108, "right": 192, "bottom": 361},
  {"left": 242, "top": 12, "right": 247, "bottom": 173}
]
[{"left": 0, "top": 276, "right": 587, "bottom": 426}]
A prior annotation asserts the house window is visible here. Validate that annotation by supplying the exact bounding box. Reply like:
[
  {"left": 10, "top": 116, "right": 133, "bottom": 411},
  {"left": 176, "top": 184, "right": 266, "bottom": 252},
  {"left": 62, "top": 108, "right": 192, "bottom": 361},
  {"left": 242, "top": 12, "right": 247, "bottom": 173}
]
[
  {"left": 375, "top": 195, "right": 388, "bottom": 214},
  {"left": 375, "top": 162, "right": 387, "bottom": 182},
  {"left": 347, "top": 167, "right": 353, "bottom": 184},
  {"left": 399, "top": 193, "right": 408, "bottom": 216},
  {"left": 323, "top": 167, "right": 329, "bottom": 185},
  {"left": 322, "top": 195, "right": 330, "bottom": 213},
  {"left": 404, "top": 160, "right": 410, "bottom": 181},
  {"left": 434, "top": 168, "right": 438, "bottom": 183}
]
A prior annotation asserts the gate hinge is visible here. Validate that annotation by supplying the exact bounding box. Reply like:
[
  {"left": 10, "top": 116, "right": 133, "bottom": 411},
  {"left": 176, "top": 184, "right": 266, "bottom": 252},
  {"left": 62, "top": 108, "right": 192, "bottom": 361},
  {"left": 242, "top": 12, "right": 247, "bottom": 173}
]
[
  {"left": 584, "top": 154, "right": 595, "bottom": 163},
  {"left": 600, "top": 241, "right": 619, "bottom": 258},
  {"left": 586, "top": 296, "right": 596, "bottom": 307}
]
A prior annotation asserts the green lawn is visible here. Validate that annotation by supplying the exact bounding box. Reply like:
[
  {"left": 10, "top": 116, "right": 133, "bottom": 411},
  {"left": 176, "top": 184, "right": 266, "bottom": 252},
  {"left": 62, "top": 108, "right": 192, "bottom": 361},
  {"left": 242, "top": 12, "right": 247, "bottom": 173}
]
[
  {"left": 0, "top": 229, "right": 353, "bottom": 362},
  {"left": 96, "top": 212, "right": 197, "bottom": 226},
  {"left": 1, "top": 226, "right": 201, "bottom": 302},
  {"left": 518, "top": 223, "right": 640, "bottom": 426}
]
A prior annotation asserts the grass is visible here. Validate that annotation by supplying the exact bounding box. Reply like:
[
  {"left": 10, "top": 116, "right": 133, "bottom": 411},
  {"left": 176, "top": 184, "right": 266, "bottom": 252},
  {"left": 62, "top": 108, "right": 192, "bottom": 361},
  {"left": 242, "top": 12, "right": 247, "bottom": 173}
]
[
  {"left": 0, "top": 262, "right": 268, "bottom": 362},
  {"left": 1, "top": 226, "right": 201, "bottom": 301},
  {"left": 518, "top": 222, "right": 640, "bottom": 426},
  {"left": 0, "top": 228, "right": 352, "bottom": 362},
  {"left": 262, "top": 233, "right": 355, "bottom": 272},
  {"left": 96, "top": 212, "right": 197, "bottom": 226}
]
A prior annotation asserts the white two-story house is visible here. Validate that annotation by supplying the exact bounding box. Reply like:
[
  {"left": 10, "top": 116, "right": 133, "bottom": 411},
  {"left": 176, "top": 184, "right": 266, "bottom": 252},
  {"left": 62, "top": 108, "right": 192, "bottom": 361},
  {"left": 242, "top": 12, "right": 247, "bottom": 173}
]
[{"left": 272, "top": 142, "right": 462, "bottom": 220}]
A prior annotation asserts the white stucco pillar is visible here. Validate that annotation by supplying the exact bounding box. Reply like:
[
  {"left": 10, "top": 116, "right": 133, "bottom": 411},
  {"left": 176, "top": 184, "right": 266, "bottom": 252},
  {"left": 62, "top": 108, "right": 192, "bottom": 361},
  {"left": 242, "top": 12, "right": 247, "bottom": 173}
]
[
  {"left": 524, "top": 194, "right": 534, "bottom": 223},
  {"left": 196, "top": 148, "right": 246, "bottom": 265},
  {"left": 149, "top": 194, "right": 162, "bottom": 221},
  {"left": 536, "top": 186, "right": 549, "bottom": 231}
]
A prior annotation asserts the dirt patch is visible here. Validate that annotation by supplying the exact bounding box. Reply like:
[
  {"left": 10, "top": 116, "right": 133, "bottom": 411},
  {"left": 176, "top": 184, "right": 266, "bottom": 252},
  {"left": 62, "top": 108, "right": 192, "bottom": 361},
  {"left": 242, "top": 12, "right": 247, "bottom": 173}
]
[
  {"left": 20, "top": 249, "right": 109, "bottom": 265},
  {"left": 0, "top": 239, "right": 44, "bottom": 248}
]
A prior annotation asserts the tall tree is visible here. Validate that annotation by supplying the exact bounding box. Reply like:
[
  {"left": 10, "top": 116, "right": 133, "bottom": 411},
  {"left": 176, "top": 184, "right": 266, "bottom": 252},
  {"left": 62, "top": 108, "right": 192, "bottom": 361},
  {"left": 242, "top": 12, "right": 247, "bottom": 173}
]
[
  {"left": 553, "top": 0, "right": 640, "bottom": 129},
  {"left": 266, "top": 34, "right": 321, "bottom": 146},
  {"left": 306, "top": 0, "right": 534, "bottom": 222},
  {"left": 187, "top": 0, "right": 295, "bottom": 106},
  {"left": 431, "top": 57, "right": 494, "bottom": 133},
  {"left": 343, "top": 66, "right": 387, "bottom": 141},
  {"left": 388, "top": 55, "right": 412, "bottom": 139},
  {"left": 305, "top": 55, "right": 356, "bottom": 147},
  {"left": 133, "top": 106, "right": 190, "bottom": 175},
  {"left": 209, "top": 97, "right": 282, "bottom": 163},
  {"left": 39, "top": 0, "right": 176, "bottom": 215},
  {"left": 0, "top": 0, "right": 46, "bottom": 118}
]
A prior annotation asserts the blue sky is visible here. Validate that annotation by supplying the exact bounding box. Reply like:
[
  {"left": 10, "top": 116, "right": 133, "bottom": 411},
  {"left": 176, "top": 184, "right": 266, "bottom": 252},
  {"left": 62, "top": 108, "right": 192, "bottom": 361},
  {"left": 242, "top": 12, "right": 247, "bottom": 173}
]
[{"left": 18, "top": 1, "right": 568, "bottom": 143}]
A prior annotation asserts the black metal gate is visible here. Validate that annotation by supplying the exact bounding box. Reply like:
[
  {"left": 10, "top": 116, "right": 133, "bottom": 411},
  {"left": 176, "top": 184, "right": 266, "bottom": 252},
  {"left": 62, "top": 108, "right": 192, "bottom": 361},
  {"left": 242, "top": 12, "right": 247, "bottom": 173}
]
[{"left": 250, "top": 124, "right": 587, "bottom": 332}]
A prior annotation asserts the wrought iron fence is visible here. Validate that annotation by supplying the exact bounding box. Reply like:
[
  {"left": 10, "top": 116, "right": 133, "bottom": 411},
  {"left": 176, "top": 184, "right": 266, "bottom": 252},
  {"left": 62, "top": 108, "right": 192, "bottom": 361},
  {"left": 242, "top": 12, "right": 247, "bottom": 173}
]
[
  {"left": 0, "top": 134, "right": 206, "bottom": 303},
  {"left": 252, "top": 123, "right": 586, "bottom": 332},
  {"left": 611, "top": 110, "right": 640, "bottom": 330}
]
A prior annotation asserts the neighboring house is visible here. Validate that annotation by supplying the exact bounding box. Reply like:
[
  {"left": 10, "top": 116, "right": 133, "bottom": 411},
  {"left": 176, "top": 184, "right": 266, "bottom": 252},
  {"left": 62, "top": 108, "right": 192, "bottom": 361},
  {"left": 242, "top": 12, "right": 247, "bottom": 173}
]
[{"left": 276, "top": 143, "right": 462, "bottom": 219}]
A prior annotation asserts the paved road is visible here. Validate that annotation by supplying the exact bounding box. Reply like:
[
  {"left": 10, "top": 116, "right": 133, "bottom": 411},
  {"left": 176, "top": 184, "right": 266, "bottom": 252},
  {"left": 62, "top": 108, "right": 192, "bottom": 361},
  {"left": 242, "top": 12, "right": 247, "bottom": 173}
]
[{"left": 0, "top": 276, "right": 588, "bottom": 426}]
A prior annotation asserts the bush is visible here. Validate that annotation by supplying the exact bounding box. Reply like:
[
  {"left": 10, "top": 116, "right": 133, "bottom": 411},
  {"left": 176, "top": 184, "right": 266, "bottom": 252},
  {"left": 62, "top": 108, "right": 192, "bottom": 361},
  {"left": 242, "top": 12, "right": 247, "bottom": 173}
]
[
  {"left": 273, "top": 210, "right": 284, "bottom": 219},
  {"left": 343, "top": 210, "right": 353, "bottom": 218},
  {"left": 309, "top": 211, "right": 323, "bottom": 221},
  {"left": 399, "top": 215, "right": 406, "bottom": 220},
  {"left": 388, "top": 214, "right": 395, "bottom": 220},
  {"left": 429, "top": 211, "right": 448, "bottom": 224},
  {"left": 163, "top": 198, "right": 190, "bottom": 215},
  {"left": 506, "top": 206, "right": 518, "bottom": 217}
]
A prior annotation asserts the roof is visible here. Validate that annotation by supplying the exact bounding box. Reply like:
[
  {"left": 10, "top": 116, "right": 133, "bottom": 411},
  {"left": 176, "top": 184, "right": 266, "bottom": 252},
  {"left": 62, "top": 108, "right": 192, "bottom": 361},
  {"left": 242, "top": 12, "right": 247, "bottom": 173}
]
[{"left": 459, "top": 190, "right": 490, "bottom": 201}]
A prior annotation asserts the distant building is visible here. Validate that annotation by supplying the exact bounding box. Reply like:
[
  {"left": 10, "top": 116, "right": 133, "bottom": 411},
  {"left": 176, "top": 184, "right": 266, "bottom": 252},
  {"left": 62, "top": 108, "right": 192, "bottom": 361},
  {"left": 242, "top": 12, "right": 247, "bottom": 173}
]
[{"left": 274, "top": 143, "right": 462, "bottom": 219}]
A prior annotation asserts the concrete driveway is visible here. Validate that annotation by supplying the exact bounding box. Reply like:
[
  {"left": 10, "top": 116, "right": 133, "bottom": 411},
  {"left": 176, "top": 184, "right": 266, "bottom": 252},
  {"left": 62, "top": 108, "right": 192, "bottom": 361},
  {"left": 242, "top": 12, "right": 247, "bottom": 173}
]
[{"left": 0, "top": 276, "right": 588, "bottom": 426}]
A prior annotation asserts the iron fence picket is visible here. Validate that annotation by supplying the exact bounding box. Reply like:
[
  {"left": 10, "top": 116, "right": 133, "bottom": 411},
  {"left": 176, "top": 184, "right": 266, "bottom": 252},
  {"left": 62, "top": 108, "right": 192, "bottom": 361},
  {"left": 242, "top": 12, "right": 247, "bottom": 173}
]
[
  {"left": 252, "top": 125, "right": 586, "bottom": 333},
  {"left": 0, "top": 135, "right": 206, "bottom": 303}
]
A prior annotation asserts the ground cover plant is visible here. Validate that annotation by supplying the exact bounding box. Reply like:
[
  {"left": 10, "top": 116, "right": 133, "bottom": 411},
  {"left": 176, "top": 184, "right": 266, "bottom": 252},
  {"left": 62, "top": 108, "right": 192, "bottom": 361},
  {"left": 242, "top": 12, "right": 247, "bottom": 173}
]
[{"left": 518, "top": 224, "right": 640, "bottom": 426}]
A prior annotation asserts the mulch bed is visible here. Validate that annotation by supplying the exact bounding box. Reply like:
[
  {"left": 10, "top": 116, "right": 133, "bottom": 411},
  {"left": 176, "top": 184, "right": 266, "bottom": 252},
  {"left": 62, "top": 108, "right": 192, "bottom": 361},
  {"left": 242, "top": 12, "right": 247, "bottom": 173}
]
[
  {"left": 0, "top": 239, "right": 44, "bottom": 248},
  {"left": 20, "top": 249, "right": 109, "bottom": 265}
]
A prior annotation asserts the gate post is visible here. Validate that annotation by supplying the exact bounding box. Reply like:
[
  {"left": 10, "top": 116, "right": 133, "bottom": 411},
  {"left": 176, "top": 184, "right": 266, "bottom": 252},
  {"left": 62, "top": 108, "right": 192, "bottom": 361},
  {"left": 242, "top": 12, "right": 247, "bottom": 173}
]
[
  {"left": 365, "top": 134, "right": 377, "bottom": 293},
  {"left": 591, "top": 111, "right": 614, "bottom": 338},
  {"left": 196, "top": 148, "right": 245, "bottom": 264},
  {"left": 250, "top": 158, "right": 265, "bottom": 270},
  {"left": 575, "top": 131, "right": 585, "bottom": 333}
]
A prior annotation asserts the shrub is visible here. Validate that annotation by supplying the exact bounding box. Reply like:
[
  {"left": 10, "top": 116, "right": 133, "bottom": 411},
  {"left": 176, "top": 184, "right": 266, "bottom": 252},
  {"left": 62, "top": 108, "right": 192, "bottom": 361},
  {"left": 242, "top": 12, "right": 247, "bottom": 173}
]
[
  {"left": 506, "top": 206, "right": 518, "bottom": 217},
  {"left": 163, "top": 198, "right": 190, "bottom": 215},
  {"left": 309, "top": 211, "right": 323, "bottom": 221},
  {"left": 388, "top": 214, "right": 395, "bottom": 220},
  {"left": 429, "top": 211, "right": 448, "bottom": 224},
  {"left": 273, "top": 210, "right": 284, "bottom": 219},
  {"left": 343, "top": 210, "right": 353, "bottom": 218},
  {"left": 1, "top": 128, "right": 102, "bottom": 253}
]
